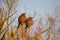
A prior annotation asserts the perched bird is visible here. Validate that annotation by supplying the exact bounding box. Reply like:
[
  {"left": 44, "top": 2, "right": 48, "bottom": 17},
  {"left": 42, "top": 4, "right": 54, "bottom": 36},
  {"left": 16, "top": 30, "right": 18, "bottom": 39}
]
[
  {"left": 25, "top": 17, "right": 33, "bottom": 29},
  {"left": 18, "top": 13, "right": 26, "bottom": 28}
]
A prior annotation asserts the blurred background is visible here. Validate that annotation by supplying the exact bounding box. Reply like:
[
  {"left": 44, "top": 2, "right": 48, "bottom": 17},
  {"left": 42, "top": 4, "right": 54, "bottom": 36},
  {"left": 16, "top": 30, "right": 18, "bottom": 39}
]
[{"left": 0, "top": 0, "right": 60, "bottom": 40}]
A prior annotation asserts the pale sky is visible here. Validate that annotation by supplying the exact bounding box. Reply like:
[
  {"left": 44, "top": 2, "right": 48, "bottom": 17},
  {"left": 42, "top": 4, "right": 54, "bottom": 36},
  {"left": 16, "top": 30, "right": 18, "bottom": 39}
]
[{"left": 17, "top": 0, "right": 60, "bottom": 16}]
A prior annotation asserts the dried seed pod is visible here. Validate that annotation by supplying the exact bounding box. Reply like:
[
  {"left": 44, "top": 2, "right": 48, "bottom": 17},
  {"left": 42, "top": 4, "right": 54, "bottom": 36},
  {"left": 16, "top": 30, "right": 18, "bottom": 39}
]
[
  {"left": 25, "top": 17, "right": 33, "bottom": 29},
  {"left": 18, "top": 13, "right": 26, "bottom": 28}
]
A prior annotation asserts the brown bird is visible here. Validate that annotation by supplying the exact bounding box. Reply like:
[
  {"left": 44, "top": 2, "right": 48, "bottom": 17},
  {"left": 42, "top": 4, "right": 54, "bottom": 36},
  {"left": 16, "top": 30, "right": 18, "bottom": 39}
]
[
  {"left": 25, "top": 17, "right": 33, "bottom": 29},
  {"left": 18, "top": 13, "right": 26, "bottom": 28}
]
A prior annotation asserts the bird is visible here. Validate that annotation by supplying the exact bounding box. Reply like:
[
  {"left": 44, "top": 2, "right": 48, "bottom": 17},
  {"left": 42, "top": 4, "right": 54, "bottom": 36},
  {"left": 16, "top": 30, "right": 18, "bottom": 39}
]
[
  {"left": 18, "top": 13, "right": 26, "bottom": 28},
  {"left": 25, "top": 17, "right": 33, "bottom": 29}
]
